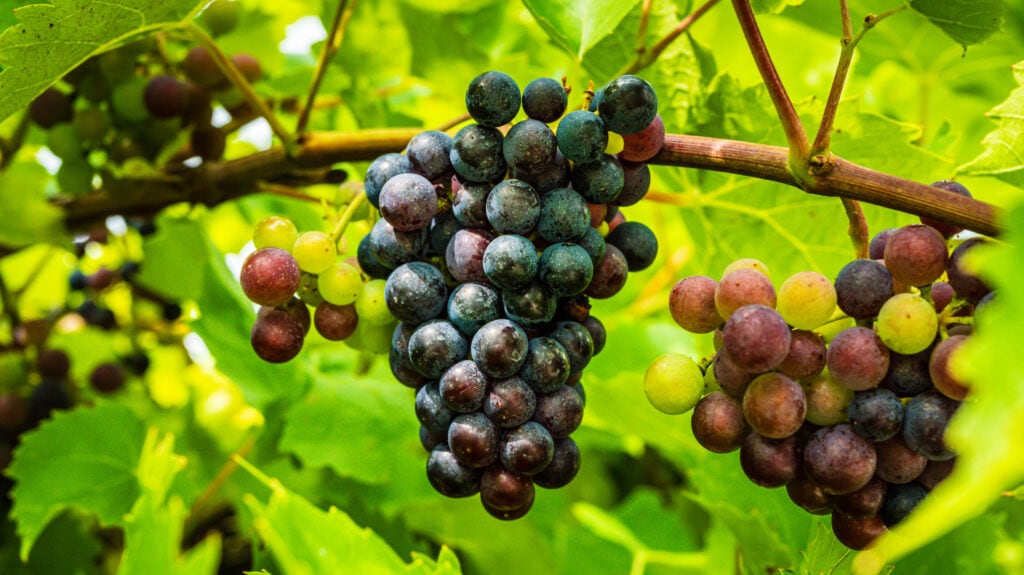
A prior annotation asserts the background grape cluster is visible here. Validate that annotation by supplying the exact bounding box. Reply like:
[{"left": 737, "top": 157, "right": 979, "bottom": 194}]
[{"left": 650, "top": 189, "right": 992, "bottom": 549}]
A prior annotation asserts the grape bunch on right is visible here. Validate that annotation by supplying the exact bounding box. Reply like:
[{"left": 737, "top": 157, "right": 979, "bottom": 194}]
[{"left": 646, "top": 181, "right": 992, "bottom": 551}]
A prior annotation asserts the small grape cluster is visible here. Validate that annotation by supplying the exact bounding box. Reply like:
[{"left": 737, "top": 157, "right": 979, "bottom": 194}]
[
  {"left": 650, "top": 181, "right": 990, "bottom": 550},
  {"left": 358, "top": 71, "right": 664, "bottom": 519}
]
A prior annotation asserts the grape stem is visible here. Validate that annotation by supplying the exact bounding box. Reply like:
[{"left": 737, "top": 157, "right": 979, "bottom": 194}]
[
  {"left": 329, "top": 192, "right": 367, "bottom": 244},
  {"left": 620, "top": 0, "right": 722, "bottom": 76},
  {"left": 842, "top": 198, "right": 870, "bottom": 259},
  {"left": 295, "top": 0, "right": 357, "bottom": 136},
  {"left": 0, "top": 269, "right": 20, "bottom": 339},
  {"left": 183, "top": 432, "right": 257, "bottom": 542}
]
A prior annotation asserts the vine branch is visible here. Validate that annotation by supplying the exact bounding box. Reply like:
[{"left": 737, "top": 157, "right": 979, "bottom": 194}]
[
  {"left": 295, "top": 0, "right": 357, "bottom": 136},
  {"left": 621, "top": 0, "right": 722, "bottom": 76}
]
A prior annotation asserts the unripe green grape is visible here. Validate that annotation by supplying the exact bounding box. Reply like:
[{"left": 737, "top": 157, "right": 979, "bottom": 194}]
[
  {"left": 57, "top": 160, "right": 94, "bottom": 195},
  {"left": 722, "top": 257, "right": 770, "bottom": 280},
  {"left": 46, "top": 123, "right": 85, "bottom": 160},
  {"left": 292, "top": 231, "right": 336, "bottom": 274},
  {"left": 805, "top": 371, "right": 854, "bottom": 426},
  {"left": 253, "top": 215, "right": 298, "bottom": 251},
  {"left": 355, "top": 279, "right": 392, "bottom": 326},
  {"left": 777, "top": 271, "right": 837, "bottom": 330},
  {"left": 202, "top": 0, "right": 240, "bottom": 36},
  {"left": 345, "top": 318, "right": 396, "bottom": 354},
  {"left": 110, "top": 77, "right": 150, "bottom": 124},
  {"left": 876, "top": 293, "right": 938, "bottom": 355},
  {"left": 73, "top": 106, "right": 110, "bottom": 145},
  {"left": 318, "top": 261, "right": 362, "bottom": 306},
  {"left": 643, "top": 353, "right": 704, "bottom": 415}
]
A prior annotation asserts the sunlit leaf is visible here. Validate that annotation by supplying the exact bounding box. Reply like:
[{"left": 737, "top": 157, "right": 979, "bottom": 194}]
[
  {"left": 909, "top": 0, "right": 1005, "bottom": 48},
  {"left": 959, "top": 61, "right": 1024, "bottom": 187},
  {"left": 522, "top": 0, "right": 642, "bottom": 61}
]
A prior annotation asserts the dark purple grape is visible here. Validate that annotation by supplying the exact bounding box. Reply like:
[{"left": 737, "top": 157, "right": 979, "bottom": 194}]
[
  {"left": 869, "top": 228, "right": 897, "bottom": 260},
  {"left": 582, "top": 316, "right": 606, "bottom": 356},
  {"left": 143, "top": 75, "right": 188, "bottom": 119},
  {"left": 826, "top": 327, "right": 890, "bottom": 391},
  {"left": 445, "top": 228, "right": 494, "bottom": 283},
  {"left": 879, "top": 345, "right": 935, "bottom": 397},
  {"left": 484, "top": 375, "right": 536, "bottom": 428},
  {"left": 37, "top": 349, "right": 71, "bottom": 379},
  {"left": 452, "top": 181, "right": 491, "bottom": 228},
  {"left": 803, "top": 424, "right": 877, "bottom": 495},
  {"left": 379, "top": 173, "right": 438, "bottom": 232},
  {"left": 777, "top": 329, "right": 827, "bottom": 382},
  {"left": 519, "top": 337, "right": 571, "bottom": 394},
  {"left": 669, "top": 276, "right": 723, "bottom": 334},
  {"left": 420, "top": 423, "right": 447, "bottom": 453},
  {"left": 451, "top": 124, "right": 507, "bottom": 183},
  {"left": 502, "top": 280, "right": 556, "bottom": 330},
  {"left": 613, "top": 159, "right": 651, "bottom": 206},
  {"left": 183, "top": 47, "right": 226, "bottom": 89},
  {"left": 408, "top": 320, "right": 468, "bottom": 378},
  {"left": 884, "top": 224, "right": 948, "bottom": 287},
  {"left": 465, "top": 71, "right": 520, "bottom": 128},
  {"left": 439, "top": 360, "right": 489, "bottom": 413},
  {"left": 503, "top": 119, "right": 556, "bottom": 174},
  {"left": 486, "top": 179, "right": 540, "bottom": 235},
  {"left": 251, "top": 307, "right": 305, "bottom": 363},
  {"left": 28, "top": 378, "right": 73, "bottom": 427},
  {"left": 416, "top": 381, "right": 455, "bottom": 435},
  {"left": 917, "top": 458, "right": 955, "bottom": 490},
  {"left": 691, "top": 391, "right": 750, "bottom": 453},
  {"left": 534, "top": 437, "right": 580, "bottom": 489},
  {"left": 538, "top": 243, "right": 593, "bottom": 297},
  {"left": 874, "top": 434, "right": 927, "bottom": 484},
  {"left": 482, "top": 234, "right": 538, "bottom": 290},
  {"left": 368, "top": 218, "right": 426, "bottom": 269},
  {"left": 847, "top": 387, "right": 903, "bottom": 441},
  {"left": 834, "top": 259, "right": 893, "bottom": 319},
  {"left": 711, "top": 349, "right": 753, "bottom": 398},
  {"left": 548, "top": 321, "right": 593, "bottom": 374},
  {"left": 407, "top": 130, "right": 454, "bottom": 182},
  {"left": 604, "top": 221, "right": 657, "bottom": 272},
  {"left": 722, "top": 304, "right": 791, "bottom": 373},
  {"left": 384, "top": 262, "right": 447, "bottom": 326},
  {"left": 428, "top": 209, "right": 462, "bottom": 257},
  {"left": 740, "top": 432, "right": 800, "bottom": 488},
  {"left": 357, "top": 234, "right": 393, "bottom": 279},
  {"left": 471, "top": 319, "right": 529, "bottom": 378},
  {"left": 448, "top": 411, "right": 500, "bottom": 468},
  {"left": 577, "top": 226, "right": 606, "bottom": 268},
  {"left": 832, "top": 513, "right": 886, "bottom": 550},
  {"left": 571, "top": 155, "right": 624, "bottom": 204},
  {"left": 365, "top": 153, "right": 412, "bottom": 209},
  {"left": 742, "top": 372, "right": 806, "bottom": 439},
  {"left": 903, "top": 390, "right": 958, "bottom": 460},
  {"left": 537, "top": 188, "right": 589, "bottom": 243},
  {"left": 923, "top": 180, "right": 972, "bottom": 237},
  {"left": 598, "top": 75, "right": 658, "bottom": 135},
  {"left": 240, "top": 248, "right": 301, "bottom": 307},
  {"left": 314, "top": 301, "right": 358, "bottom": 341},
  {"left": 556, "top": 110, "right": 607, "bottom": 163},
  {"left": 89, "top": 362, "right": 125, "bottom": 393},
  {"left": 532, "top": 385, "right": 583, "bottom": 438},
  {"left": 930, "top": 281, "right": 955, "bottom": 313},
  {"left": 500, "top": 421, "right": 555, "bottom": 475},
  {"left": 586, "top": 243, "right": 629, "bottom": 299},
  {"left": 833, "top": 476, "right": 886, "bottom": 519},
  {"left": 947, "top": 238, "right": 992, "bottom": 303},
  {"left": 427, "top": 444, "right": 482, "bottom": 498},
  {"left": 30, "top": 88, "right": 73, "bottom": 128},
  {"left": 513, "top": 151, "right": 570, "bottom": 193},
  {"left": 447, "top": 282, "right": 502, "bottom": 338},
  {"left": 786, "top": 471, "right": 832, "bottom": 514},
  {"left": 880, "top": 482, "right": 927, "bottom": 527},
  {"left": 482, "top": 494, "right": 534, "bottom": 520},
  {"left": 522, "top": 77, "right": 567, "bottom": 123},
  {"left": 480, "top": 464, "right": 534, "bottom": 514}
]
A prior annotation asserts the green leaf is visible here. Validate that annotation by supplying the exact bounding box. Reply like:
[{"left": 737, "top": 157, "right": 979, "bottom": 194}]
[
  {"left": 751, "top": 0, "right": 805, "bottom": 15},
  {"left": 959, "top": 61, "right": 1024, "bottom": 187},
  {"left": 910, "top": 0, "right": 1005, "bottom": 48},
  {"left": 572, "top": 502, "right": 646, "bottom": 553},
  {"left": 7, "top": 403, "right": 147, "bottom": 559},
  {"left": 522, "top": 0, "right": 642, "bottom": 61},
  {"left": 0, "top": 161, "right": 64, "bottom": 248},
  {"left": 0, "top": 0, "right": 207, "bottom": 124},
  {"left": 397, "top": 0, "right": 501, "bottom": 12},
  {"left": 853, "top": 202, "right": 1024, "bottom": 573}
]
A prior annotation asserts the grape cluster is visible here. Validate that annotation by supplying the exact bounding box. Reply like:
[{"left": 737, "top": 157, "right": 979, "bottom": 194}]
[
  {"left": 651, "top": 185, "right": 991, "bottom": 549},
  {"left": 358, "top": 71, "right": 663, "bottom": 519},
  {"left": 239, "top": 215, "right": 393, "bottom": 362}
]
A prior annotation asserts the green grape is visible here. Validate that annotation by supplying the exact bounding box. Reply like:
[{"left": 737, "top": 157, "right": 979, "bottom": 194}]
[
  {"left": 722, "top": 257, "right": 770, "bottom": 280},
  {"left": 355, "top": 279, "right": 392, "bottom": 326},
  {"left": 643, "top": 353, "right": 703, "bottom": 415},
  {"left": 56, "top": 160, "right": 94, "bottom": 195},
  {"left": 805, "top": 371, "right": 854, "bottom": 426},
  {"left": 777, "top": 271, "right": 837, "bottom": 330},
  {"left": 73, "top": 106, "right": 110, "bottom": 145},
  {"left": 876, "top": 293, "right": 938, "bottom": 355},
  {"left": 253, "top": 216, "right": 298, "bottom": 251},
  {"left": 46, "top": 123, "right": 85, "bottom": 160},
  {"left": 318, "top": 261, "right": 363, "bottom": 306},
  {"left": 110, "top": 77, "right": 150, "bottom": 124},
  {"left": 345, "top": 318, "right": 396, "bottom": 354},
  {"left": 292, "top": 231, "right": 337, "bottom": 274},
  {"left": 202, "top": 0, "right": 240, "bottom": 36}
]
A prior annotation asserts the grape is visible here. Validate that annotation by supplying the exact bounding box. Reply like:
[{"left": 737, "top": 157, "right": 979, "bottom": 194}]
[
  {"left": 520, "top": 337, "right": 571, "bottom": 394},
  {"left": 503, "top": 119, "right": 556, "bottom": 175},
  {"left": 883, "top": 224, "right": 948, "bottom": 287},
  {"left": 556, "top": 111, "right": 608, "bottom": 164},
  {"left": 448, "top": 412, "right": 500, "bottom": 468},
  {"left": 669, "top": 276, "right": 723, "bottom": 334},
  {"left": 777, "top": 330, "right": 826, "bottom": 382},
  {"left": 501, "top": 421, "right": 555, "bottom": 475},
  {"left": 930, "top": 281, "right": 955, "bottom": 313},
  {"left": 365, "top": 153, "right": 412, "bottom": 209},
  {"left": 874, "top": 434, "right": 927, "bottom": 484},
  {"left": 445, "top": 228, "right": 494, "bottom": 283},
  {"left": 240, "top": 248, "right": 301, "bottom": 307},
  {"left": 833, "top": 476, "right": 886, "bottom": 520},
  {"left": 787, "top": 471, "right": 832, "bottom": 514},
  {"left": 582, "top": 316, "right": 606, "bottom": 356},
  {"left": 722, "top": 258, "right": 770, "bottom": 279},
  {"left": 826, "top": 326, "right": 889, "bottom": 391},
  {"left": 643, "top": 353, "right": 703, "bottom": 415},
  {"left": 89, "top": 363, "right": 125, "bottom": 393},
  {"left": 30, "top": 87, "right": 74, "bottom": 128},
  {"left": 880, "top": 482, "right": 927, "bottom": 527},
  {"left": 715, "top": 269, "right": 776, "bottom": 320},
  {"left": 832, "top": 513, "right": 886, "bottom": 551},
  {"left": 534, "top": 437, "right": 580, "bottom": 489},
  {"left": 484, "top": 376, "right": 536, "bottom": 429},
  {"left": 537, "top": 188, "right": 589, "bottom": 243},
  {"left": 722, "top": 304, "right": 791, "bottom": 373},
  {"left": 317, "top": 261, "right": 362, "bottom": 305},
  {"left": 776, "top": 271, "right": 836, "bottom": 330},
  {"left": 439, "top": 360, "right": 489, "bottom": 413},
  {"left": 28, "top": 379, "right": 73, "bottom": 427},
  {"left": 834, "top": 259, "right": 893, "bottom": 319},
  {"left": 73, "top": 106, "right": 110, "bottom": 145},
  {"left": 251, "top": 307, "right": 305, "bottom": 363},
  {"left": 355, "top": 279, "right": 393, "bottom": 326},
  {"left": 947, "top": 238, "right": 992, "bottom": 303},
  {"left": 480, "top": 463, "right": 534, "bottom": 516},
  {"left": 614, "top": 159, "right": 651, "bottom": 207},
  {"left": 408, "top": 320, "right": 469, "bottom": 378},
  {"left": 803, "top": 424, "right": 877, "bottom": 495},
  {"left": 486, "top": 179, "right": 540, "bottom": 235},
  {"left": 230, "top": 53, "right": 261, "bottom": 84},
  {"left": 532, "top": 385, "right": 583, "bottom": 438},
  {"left": 847, "top": 387, "right": 903, "bottom": 441},
  {"left": 390, "top": 324, "right": 429, "bottom": 388},
  {"left": 513, "top": 150, "right": 571, "bottom": 194},
  {"left": 712, "top": 349, "right": 754, "bottom": 398},
  {"left": 57, "top": 159, "right": 95, "bottom": 195},
  {"left": 804, "top": 372, "right": 853, "bottom": 426},
  {"left": 917, "top": 458, "right": 955, "bottom": 490},
  {"left": 253, "top": 216, "right": 298, "bottom": 251},
  {"left": 902, "top": 390, "right": 958, "bottom": 460},
  {"left": 143, "top": 75, "right": 188, "bottom": 119},
  {"left": 190, "top": 126, "right": 226, "bottom": 161},
  {"left": 604, "top": 221, "right": 657, "bottom": 272},
  {"left": 183, "top": 46, "right": 226, "bottom": 89},
  {"left": 202, "top": 0, "right": 240, "bottom": 35},
  {"left": 923, "top": 180, "right": 972, "bottom": 237},
  {"left": 521, "top": 77, "right": 567, "bottom": 123},
  {"left": 571, "top": 154, "right": 624, "bottom": 204},
  {"left": 406, "top": 130, "right": 454, "bottom": 182},
  {"left": 502, "top": 280, "right": 557, "bottom": 329},
  {"left": 739, "top": 432, "right": 800, "bottom": 488},
  {"left": 447, "top": 282, "right": 502, "bottom": 338},
  {"left": 620, "top": 115, "right": 664, "bottom": 162},
  {"left": 868, "top": 228, "right": 896, "bottom": 260},
  {"left": 429, "top": 210, "right": 463, "bottom": 258},
  {"left": 415, "top": 381, "right": 455, "bottom": 434},
  {"left": 482, "top": 234, "right": 538, "bottom": 290},
  {"left": 879, "top": 345, "right": 935, "bottom": 397},
  {"left": 37, "top": 349, "right": 71, "bottom": 379},
  {"left": 265, "top": 297, "right": 311, "bottom": 335},
  {"left": 452, "top": 181, "right": 491, "bottom": 228},
  {"left": 586, "top": 243, "right": 629, "bottom": 299},
  {"left": 47, "top": 124, "right": 85, "bottom": 160},
  {"left": 384, "top": 262, "right": 447, "bottom": 326},
  {"left": 465, "top": 71, "right": 520, "bottom": 127},
  {"left": 930, "top": 334, "right": 969, "bottom": 400},
  {"left": 691, "top": 390, "right": 750, "bottom": 453},
  {"left": 313, "top": 301, "right": 358, "bottom": 341},
  {"left": 451, "top": 124, "right": 507, "bottom": 183},
  {"left": 538, "top": 243, "right": 593, "bottom": 297},
  {"left": 875, "top": 293, "right": 938, "bottom": 355},
  {"left": 291, "top": 231, "right": 337, "bottom": 274},
  {"left": 471, "top": 319, "right": 529, "bottom": 378},
  {"left": 742, "top": 372, "right": 806, "bottom": 438},
  {"left": 548, "top": 321, "right": 594, "bottom": 374},
  {"left": 379, "top": 173, "right": 438, "bottom": 231},
  {"left": 427, "top": 445, "right": 482, "bottom": 498},
  {"left": 598, "top": 75, "right": 658, "bottom": 135}
]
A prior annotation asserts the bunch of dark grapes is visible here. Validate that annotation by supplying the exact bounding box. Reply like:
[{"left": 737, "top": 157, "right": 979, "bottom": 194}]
[
  {"left": 652, "top": 184, "right": 991, "bottom": 550},
  {"left": 357, "top": 71, "right": 663, "bottom": 519}
]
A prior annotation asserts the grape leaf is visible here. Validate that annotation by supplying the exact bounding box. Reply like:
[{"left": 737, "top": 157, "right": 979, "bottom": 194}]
[
  {"left": 7, "top": 403, "right": 146, "bottom": 558},
  {"left": 958, "top": 61, "right": 1024, "bottom": 187},
  {"left": 752, "top": 0, "right": 805, "bottom": 14},
  {"left": 0, "top": 162, "right": 64, "bottom": 249},
  {"left": 521, "top": 0, "right": 642, "bottom": 61},
  {"left": 0, "top": 0, "right": 208, "bottom": 124},
  {"left": 853, "top": 202, "right": 1024, "bottom": 573},
  {"left": 397, "top": 0, "right": 501, "bottom": 11},
  {"left": 909, "top": 0, "right": 1005, "bottom": 48}
]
